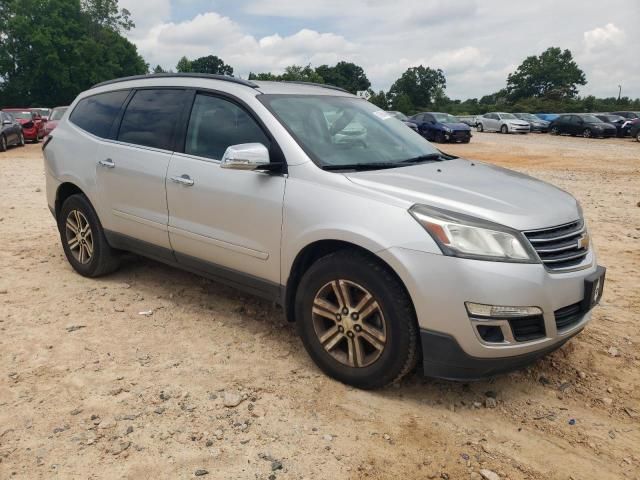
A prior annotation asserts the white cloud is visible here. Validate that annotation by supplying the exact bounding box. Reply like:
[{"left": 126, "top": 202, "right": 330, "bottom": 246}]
[{"left": 583, "top": 23, "right": 625, "bottom": 51}]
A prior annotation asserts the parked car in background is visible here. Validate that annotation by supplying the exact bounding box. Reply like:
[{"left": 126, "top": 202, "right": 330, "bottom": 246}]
[
  {"left": 0, "top": 111, "right": 25, "bottom": 151},
  {"left": 457, "top": 115, "right": 478, "bottom": 127},
  {"left": 476, "top": 112, "right": 530, "bottom": 134},
  {"left": 34, "top": 107, "right": 51, "bottom": 121},
  {"left": 513, "top": 113, "right": 549, "bottom": 133},
  {"left": 44, "top": 73, "right": 604, "bottom": 388},
  {"left": 535, "top": 113, "right": 560, "bottom": 122},
  {"left": 610, "top": 111, "right": 640, "bottom": 120},
  {"left": 2, "top": 108, "right": 45, "bottom": 142},
  {"left": 594, "top": 114, "right": 629, "bottom": 137},
  {"left": 386, "top": 111, "right": 418, "bottom": 131},
  {"left": 409, "top": 112, "right": 471, "bottom": 143},
  {"left": 549, "top": 114, "right": 617, "bottom": 138},
  {"left": 630, "top": 121, "right": 640, "bottom": 142},
  {"left": 43, "top": 106, "right": 69, "bottom": 137}
]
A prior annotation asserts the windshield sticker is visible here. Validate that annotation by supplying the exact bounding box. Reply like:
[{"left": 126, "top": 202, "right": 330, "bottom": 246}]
[{"left": 373, "top": 111, "right": 393, "bottom": 120}]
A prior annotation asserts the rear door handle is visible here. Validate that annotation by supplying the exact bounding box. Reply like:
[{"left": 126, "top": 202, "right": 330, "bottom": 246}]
[
  {"left": 98, "top": 158, "right": 115, "bottom": 168},
  {"left": 170, "top": 174, "right": 194, "bottom": 187}
]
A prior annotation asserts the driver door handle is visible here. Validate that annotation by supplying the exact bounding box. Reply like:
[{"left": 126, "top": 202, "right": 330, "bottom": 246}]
[
  {"left": 98, "top": 158, "right": 115, "bottom": 168},
  {"left": 170, "top": 174, "right": 194, "bottom": 187}
]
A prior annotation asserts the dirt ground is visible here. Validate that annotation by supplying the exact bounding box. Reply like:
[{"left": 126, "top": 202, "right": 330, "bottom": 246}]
[{"left": 1, "top": 132, "right": 639, "bottom": 480}]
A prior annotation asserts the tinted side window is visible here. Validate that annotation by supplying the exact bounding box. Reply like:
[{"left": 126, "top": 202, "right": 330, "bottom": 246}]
[
  {"left": 70, "top": 90, "right": 130, "bottom": 138},
  {"left": 185, "top": 94, "right": 270, "bottom": 160},
  {"left": 118, "top": 89, "right": 185, "bottom": 150}
]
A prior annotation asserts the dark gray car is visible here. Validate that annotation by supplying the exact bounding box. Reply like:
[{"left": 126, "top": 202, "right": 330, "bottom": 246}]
[{"left": 0, "top": 112, "right": 25, "bottom": 151}]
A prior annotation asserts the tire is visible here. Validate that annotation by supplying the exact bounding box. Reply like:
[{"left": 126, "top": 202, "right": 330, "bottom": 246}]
[
  {"left": 17, "top": 131, "right": 25, "bottom": 147},
  {"left": 476, "top": 123, "right": 484, "bottom": 132},
  {"left": 500, "top": 124, "right": 509, "bottom": 134},
  {"left": 583, "top": 128, "right": 592, "bottom": 138},
  {"left": 58, "top": 194, "right": 120, "bottom": 277},
  {"left": 295, "top": 249, "right": 419, "bottom": 389},
  {"left": 636, "top": 132, "right": 640, "bottom": 142},
  {"left": 435, "top": 131, "right": 446, "bottom": 143},
  {"left": 550, "top": 126, "right": 560, "bottom": 135},
  {"left": 0, "top": 135, "right": 6, "bottom": 152}
]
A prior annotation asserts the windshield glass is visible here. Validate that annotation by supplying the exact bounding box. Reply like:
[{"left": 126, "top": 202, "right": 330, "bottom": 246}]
[
  {"left": 516, "top": 113, "right": 538, "bottom": 121},
  {"left": 37, "top": 108, "right": 50, "bottom": 116},
  {"left": 499, "top": 113, "right": 517, "bottom": 119},
  {"left": 49, "top": 107, "right": 67, "bottom": 121},
  {"left": 260, "top": 95, "right": 442, "bottom": 169},
  {"left": 432, "top": 113, "right": 459, "bottom": 123},
  {"left": 387, "top": 111, "right": 408, "bottom": 121},
  {"left": 6, "top": 111, "right": 32, "bottom": 120},
  {"left": 582, "top": 115, "right": 602, "bottom": 123}
]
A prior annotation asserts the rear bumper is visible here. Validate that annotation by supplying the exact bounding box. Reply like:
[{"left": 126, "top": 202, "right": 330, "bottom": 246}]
[{"left": 420, "top": 327, "right": 581, "bottom": 380}]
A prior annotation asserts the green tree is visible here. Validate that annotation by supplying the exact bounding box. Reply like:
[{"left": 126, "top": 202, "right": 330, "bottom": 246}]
[
  {"left": 153, "top": 65, "right": 166, "bottom": 74},
  {"left": 315, "top": 61, "right": 370, "bottom": 93},
  {"left": 506, "top": 47, "right": 586, "bottom": 100},
  {"left": 393, "top": 94, "right": 414, "bottom": 114},
  {"left": 81, "top": 0, "right": 134, "bottom": 32},
  {"left": 248, "top": 72, "right": 280, "bottom": 81},
  {"left": 176, "top": 56, "right": 192, "bottom": 73},
  {"left": 249, "top": 64, "right": 324, "bottom": 83},
  {"left": 189, "top": 55, "right": 233, "bottom": 75},
  {"left": 388, "top": 66, "right": 446, "bottom": 109},
  {"left": 0, "top": 0, "right": 146, "bottom": 106},
  {"left": 368, "top": 90, "right": 388, "bottom": 110}
]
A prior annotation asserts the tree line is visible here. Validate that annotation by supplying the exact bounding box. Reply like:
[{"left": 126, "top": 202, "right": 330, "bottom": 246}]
[{"left": 1, "top": 1, "right": 638, "bottom": 114}]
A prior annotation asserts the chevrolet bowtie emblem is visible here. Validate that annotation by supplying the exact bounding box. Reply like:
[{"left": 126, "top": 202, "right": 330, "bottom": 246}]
[{"left": 578, "top": 233, "right": 590, "bottom": 250}]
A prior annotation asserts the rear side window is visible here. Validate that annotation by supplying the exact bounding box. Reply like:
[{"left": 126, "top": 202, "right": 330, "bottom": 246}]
[
  {"left": 70, "top": 90, "right": 130, "bottom": 138},
  {"left": 184, "top": 94, "right": 270, "bottom": 160},
  {"left": 117, "top": 89, "right": 185, "bottom": 150}
]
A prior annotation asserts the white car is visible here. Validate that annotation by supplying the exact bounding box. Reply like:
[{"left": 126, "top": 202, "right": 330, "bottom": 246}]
[
  {"left": 43, "top": 74, "right": 604, "bottom": 388},
  {"left": 477, "top": 112, "right": 531, "bottom": 134}
]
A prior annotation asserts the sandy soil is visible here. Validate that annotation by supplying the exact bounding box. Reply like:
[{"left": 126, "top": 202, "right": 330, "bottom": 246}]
[{"left": 1, "top": 132, "right": 639, "bottom": 480}]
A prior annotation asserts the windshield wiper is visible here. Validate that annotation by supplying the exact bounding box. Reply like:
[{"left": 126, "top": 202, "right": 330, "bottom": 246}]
[
  {"left": 398, "top": 154, "right": 445, "bottom": 164},
  {"left": 321, "top": 162, "right": 400, "bottom": 171}
]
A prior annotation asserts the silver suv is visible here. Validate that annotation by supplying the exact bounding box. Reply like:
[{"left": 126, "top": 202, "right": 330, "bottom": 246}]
[{"left": 44, "top": 74, "right": 605, "bottom": 389}]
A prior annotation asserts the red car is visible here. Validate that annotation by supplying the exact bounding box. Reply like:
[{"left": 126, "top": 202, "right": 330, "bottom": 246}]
[
  {"left": 43, "top": 106, "right": 69, "bottom": 137},
  {"left": 2, "top": 108, "right": 45, "bottom": 142}
]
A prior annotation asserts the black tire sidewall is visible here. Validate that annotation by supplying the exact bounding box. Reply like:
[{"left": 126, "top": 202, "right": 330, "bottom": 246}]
[
  {"left": 501, "top": 125, "right": 508, "bottom": 134},
  {"left": 58, "top": 194, "right": 110, "bottom": 277},
  {"left": 0, "top": 135, "right": 6, "bottom": 151},
  {"left": 295, "top": 252, "right": 416, "bottom": 389}
]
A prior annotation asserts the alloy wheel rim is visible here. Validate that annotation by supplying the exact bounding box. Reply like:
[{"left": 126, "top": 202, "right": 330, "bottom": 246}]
[
  {"left": 65, "top": 209, "right": 94, "bottom": 264},
  {"left": 584, "top": 129, "right": 591, "bottom": 138},
  {"left": 312, "top": 280, "right": 387, "bottom": 368}
]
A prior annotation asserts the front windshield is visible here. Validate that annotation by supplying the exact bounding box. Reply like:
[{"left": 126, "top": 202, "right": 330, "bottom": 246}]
[
  {"left": 37, "top": 108, "right": 50, "bottom": 116},
  {"left": 582, "top": 115, "right": 602, "bottom": 123},
  {"left": 6, "top": 111, "right": 32, "bottom": 120},
  {"left": 387, "top": 111, "right": 408, "bottom": 121},
  {"left": 260, "top": 95, "right": 442, "bottom": 168},
  {"left": 432, "top": 113, "right": 459, "bottom": 123},
  {"left": 499, "top": 113, "right": 517, "bottom": 119},
  {"left": 49, "top": 107, "right": 67, "bottom": 121}
]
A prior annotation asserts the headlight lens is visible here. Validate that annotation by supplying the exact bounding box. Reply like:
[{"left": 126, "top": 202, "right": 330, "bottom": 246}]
[
  {"left": 409, "top": 205, "right": 536, "bottom": 262},
  {"left": 443, "top": 126, "right": 452, "bottom": 133}
]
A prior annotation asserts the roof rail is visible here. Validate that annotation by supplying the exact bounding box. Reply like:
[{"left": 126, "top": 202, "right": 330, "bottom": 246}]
[
  {"left": 280, "top": 81, "right": 350, "bottom": 93},
  {"left": 91, "top": 73, "right": 259, "bottom": 89}
]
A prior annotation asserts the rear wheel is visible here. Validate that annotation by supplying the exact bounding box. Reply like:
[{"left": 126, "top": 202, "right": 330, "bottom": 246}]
[
  {"left": 18, "top": 131, "right": 25, "bottom": 147},
  {"left": 295, "top": 250, "right": 418, "bottom": 389},
  {"left": 476, "top": 123, "right": 484, "bottom": 132},
  {"left": 0, "top": 135, "right": 6, "bottom": 152},
  {"left": 500, "top": 124, "right": 509, "bottom": 134},
  {"left": 58, "top": 194, "right": 120, "bottom": 277}
]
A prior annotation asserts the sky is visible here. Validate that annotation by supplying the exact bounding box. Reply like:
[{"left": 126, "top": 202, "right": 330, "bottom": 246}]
[{"left": 119, "top": 0, "right": 640, "bottom": 100}]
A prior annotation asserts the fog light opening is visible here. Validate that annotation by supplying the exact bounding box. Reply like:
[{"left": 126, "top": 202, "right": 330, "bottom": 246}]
[{"left": 476, "top": 325, "right": 504, "bottom": 343}]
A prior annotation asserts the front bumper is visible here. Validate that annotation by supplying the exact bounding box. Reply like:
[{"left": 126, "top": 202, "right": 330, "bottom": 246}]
[
  {"left": 444, "top": 130, "right": 471, "bottom": 142},
  {"left": 508, "top": 125, "right": 530, "bottom": 133},
  {"left": 377, "top": 247, "right": 600, "bottom": 375}
]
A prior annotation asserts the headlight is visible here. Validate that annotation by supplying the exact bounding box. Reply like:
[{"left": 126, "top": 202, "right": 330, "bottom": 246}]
[
  {"left": 409, "top": 205, "right": 537, "bottom": 262},
  {"left": 443, "top": 126, "right": 452, "bottom": 133}
]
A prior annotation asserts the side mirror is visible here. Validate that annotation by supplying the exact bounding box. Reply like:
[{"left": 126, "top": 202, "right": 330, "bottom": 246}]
[
  {"left": 220, "top": 143, "right": 271, "bottom": 171},
  {"left": 2, "top": 120, "right": 11, "bottom": 125}
]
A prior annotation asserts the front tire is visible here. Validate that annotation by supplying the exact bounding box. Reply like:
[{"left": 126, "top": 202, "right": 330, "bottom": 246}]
[
  {"left": 295, "top": 250, "right": 418, "bottom": 389},
  {"left": 476, "top": 123, "right": 484, "bottom": 132},
  {"left": 435, "top": 131, "right": 446, "bottom": 143},
  {"left": 500, "top": 124, "right": 509, "bottom": 134},
  {"left": 58, "top": 194, "right": 120, "bottom": 277},
  {"left": 636, "top": 131, "right": 640, "bottom": 142},
  {"left": 18, "top": 131, "right": 25, "bottom": 147},
  {"left": 550, "top": 126, "right": 559, "bottom": 135},
  {"left": 0, "top": 135, "right": 6, "bottom": 152}
]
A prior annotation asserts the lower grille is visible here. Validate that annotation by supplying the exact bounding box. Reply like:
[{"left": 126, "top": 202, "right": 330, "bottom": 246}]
[
  {"left": 509, "top": 315, "right": 545, "bottom": 342},
  {"left": 524, "top": 220, "right": 589, "bottom": 271},
  {"left": 554, "top": 303, "right": 583, "bottom": 330}
]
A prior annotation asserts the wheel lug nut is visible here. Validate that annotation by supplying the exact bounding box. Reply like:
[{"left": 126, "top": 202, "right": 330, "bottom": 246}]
[
  {"left": 354, "top": 325, "right": 361, "bottom": 332},
  {"left": 342, "top": 308, "right": 348, "bottom": 315},
  {"left": 336, "top": 314, "right": 341, "bottom": 321},
  {"left": 351, "top": 313, "right": 358, "bottom": 320},
  {"left": 347, "top": 331, "right": 354, "bottom": 338},
  {"left": 338, "top": 326, "right": 344, "bottom": 333}
]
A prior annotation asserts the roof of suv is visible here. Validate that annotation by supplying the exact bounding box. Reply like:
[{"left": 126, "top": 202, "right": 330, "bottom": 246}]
[{"left": 91, "top": 73, "right": 352, "bottom": 97}]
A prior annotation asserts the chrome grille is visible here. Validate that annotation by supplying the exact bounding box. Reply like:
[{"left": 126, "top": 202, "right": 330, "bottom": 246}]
[{"left": 523, "top": 220, "right": 589, "bottom": 271}]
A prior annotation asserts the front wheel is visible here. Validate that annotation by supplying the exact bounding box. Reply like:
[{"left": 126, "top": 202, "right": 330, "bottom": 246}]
[
  {"left": 435, "top": 131, "right": 446, "bottom": 143},
  {"left": 295, "top": 250, "right": 418, "bottom": 389},
  {"left": 636, "top": 131, "right": 640, "bottom": 142},
  {"left": 583, "top": 128, "right": 592, "bottom": 138},
  {"left": 0, "top": 135, "right": 6, "bottom": 152},
  {"left": 17, "top": 131, "right": 25, "bottom": 147},
  {"left": 476, "top": 123, "right": 484, "bottom": 132},
  {"left": 550, "top": 126, "right": 559, "bottom": 135},
  {"left": 58, "top": 194, "right": 120, "bottom": 277},
  {"left": 500, "top": 124, "right": 509, "bottom": 134}
]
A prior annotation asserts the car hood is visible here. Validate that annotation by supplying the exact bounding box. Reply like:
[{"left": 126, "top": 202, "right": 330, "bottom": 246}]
[
  {"left": 504, "top": 119, "right": 530, "bottom": 127},
  {"left": 441, "top": 122, "right": 470, "bottom": 130},
  {"left": 344, "top": 158, "right": 580, "bottom": 230}
]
